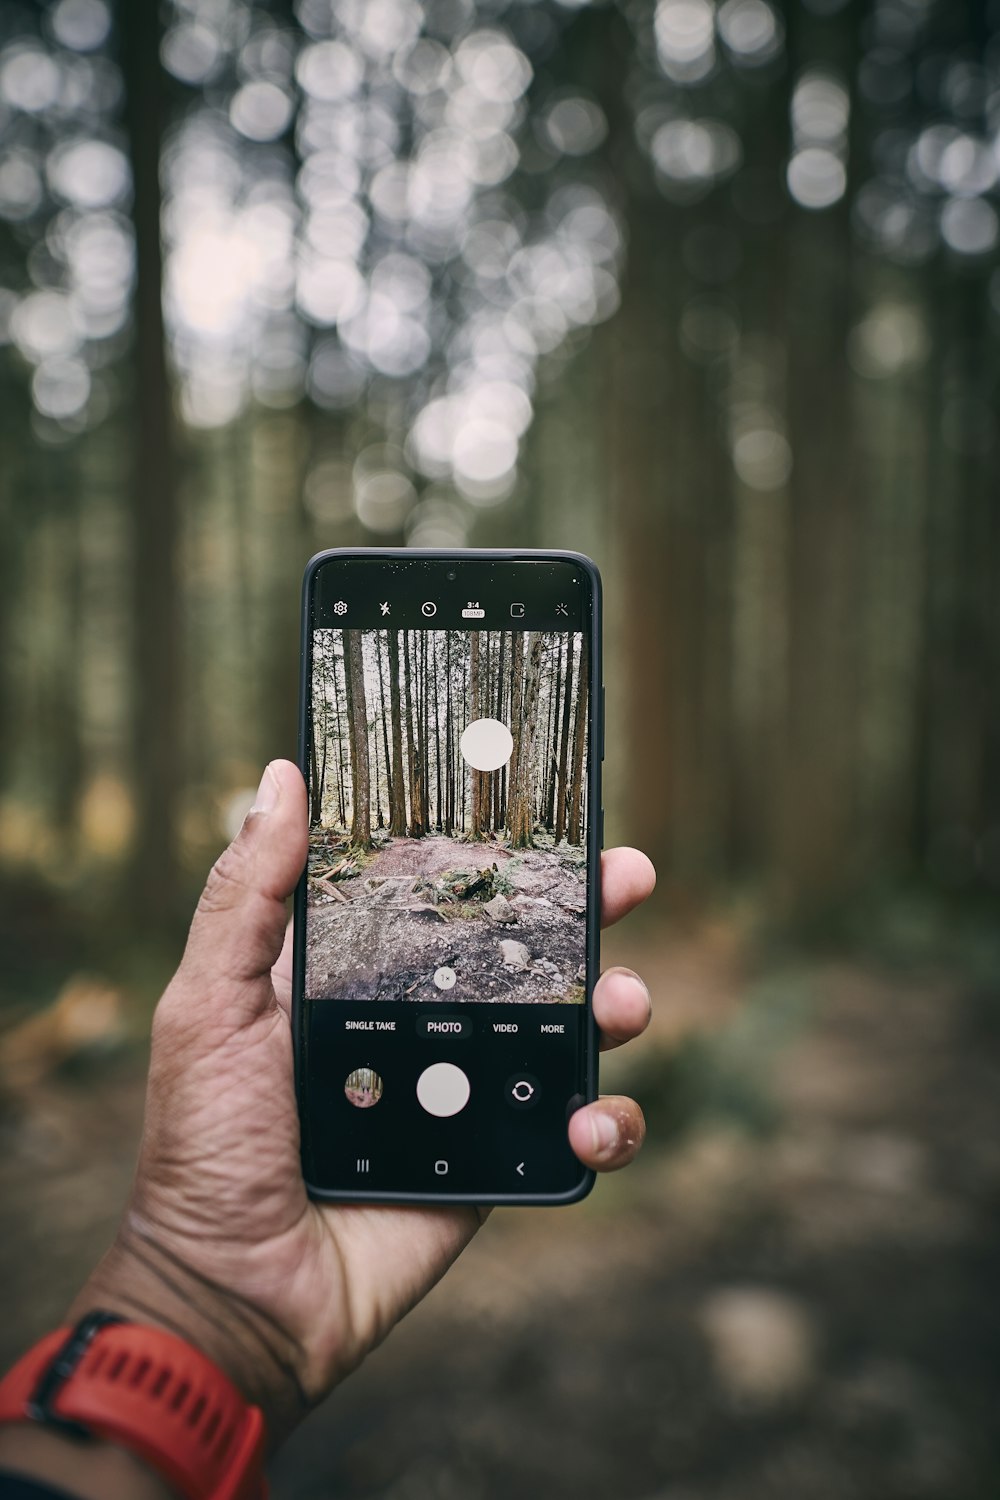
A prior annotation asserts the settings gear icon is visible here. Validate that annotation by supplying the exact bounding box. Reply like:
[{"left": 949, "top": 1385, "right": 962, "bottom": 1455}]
[{"left": 333, "top": 600, "right": 348, "bottom": 616}]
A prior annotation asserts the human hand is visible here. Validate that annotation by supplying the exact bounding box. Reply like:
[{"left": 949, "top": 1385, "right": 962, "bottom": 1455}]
[{"left": 71, "top": 761, "right": 656, "bottom": 1446}]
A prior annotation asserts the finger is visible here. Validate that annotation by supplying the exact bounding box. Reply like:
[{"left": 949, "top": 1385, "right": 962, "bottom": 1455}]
[
  {"left": 271, "top": 918, "right": 295, "bottom": 1015},
  {"left": 600, "top": 847, "right": 656, "bottom": 930},
  {"left": 568, "top": 1095, "right": 646, "bottom": 1173},
  {"left": 593, "top": 967, "right": 652, "bottom": 1052},
  {"left": 178, "top": 760, "right": 308, "bottom": 1021}
]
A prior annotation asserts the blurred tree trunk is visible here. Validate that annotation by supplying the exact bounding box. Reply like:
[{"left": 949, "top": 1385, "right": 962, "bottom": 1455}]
[
  {"left": 606, "top": 203, "right": 677, "bottom": 884},
  {"left": 117, "top": 0, "right": 182, "bottom": 924}
]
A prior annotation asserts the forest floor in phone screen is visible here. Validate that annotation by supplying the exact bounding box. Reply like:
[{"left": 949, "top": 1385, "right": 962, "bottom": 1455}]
[{"left": 305, "top": 628, "right": 589, "bottom": 1004}]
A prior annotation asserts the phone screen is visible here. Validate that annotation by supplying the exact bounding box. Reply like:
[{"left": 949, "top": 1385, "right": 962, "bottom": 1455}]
[{"left": 294, "top": 552, "right": 601, "bottom": 1202}]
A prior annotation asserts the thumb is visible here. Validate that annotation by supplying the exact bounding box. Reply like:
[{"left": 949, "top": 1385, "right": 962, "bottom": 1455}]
[{"left": 177, "top": 760, "right": 308, "bottom": 1020}]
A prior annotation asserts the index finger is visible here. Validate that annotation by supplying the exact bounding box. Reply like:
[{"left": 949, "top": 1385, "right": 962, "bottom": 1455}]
[{"left": 600, "top": 847, "right": 656, "bottom": 929}]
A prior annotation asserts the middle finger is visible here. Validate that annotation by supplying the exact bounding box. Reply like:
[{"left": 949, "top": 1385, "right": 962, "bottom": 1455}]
[{"left": 593, "top": 965, "right": 652, "bottom": 1052}]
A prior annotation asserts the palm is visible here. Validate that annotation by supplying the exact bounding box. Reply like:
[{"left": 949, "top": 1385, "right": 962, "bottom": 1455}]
[
  {"left": 136, "top": 941, "right": 478, "bottom": 1402},
  {"left": 109, "top": 762, "right": 654, "bottom": 1433}
]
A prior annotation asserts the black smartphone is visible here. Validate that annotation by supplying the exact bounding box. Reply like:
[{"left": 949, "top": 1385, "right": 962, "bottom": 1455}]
[{"left": 292, "top": 549, "right": 603, "bottom": 1204}]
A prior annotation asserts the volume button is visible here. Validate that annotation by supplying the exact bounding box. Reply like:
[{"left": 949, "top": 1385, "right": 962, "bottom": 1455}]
[{"left": 600, "top": 685, "right": 606, "bottom": 761}]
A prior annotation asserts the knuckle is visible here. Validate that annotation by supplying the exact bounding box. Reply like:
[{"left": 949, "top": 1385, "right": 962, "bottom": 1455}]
[{"left": 197, "top": 840, "right": 253, "bottom": 918}]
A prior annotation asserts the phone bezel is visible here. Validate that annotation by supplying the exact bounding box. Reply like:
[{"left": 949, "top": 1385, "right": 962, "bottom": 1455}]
[{"left": 292, "top": 548, "right": 603, "bottom": 1206}]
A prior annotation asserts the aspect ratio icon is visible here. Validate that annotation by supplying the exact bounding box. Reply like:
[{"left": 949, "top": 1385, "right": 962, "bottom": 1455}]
[
  {"left": 421, "top": 601, "right": 437, "bottom": 617},
  {"left": 462, "top": 601, "right": 485, "bottom": 619}
]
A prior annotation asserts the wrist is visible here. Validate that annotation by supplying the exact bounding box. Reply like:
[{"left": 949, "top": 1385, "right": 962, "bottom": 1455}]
[
  {"left": 0, "top": 1424, "right": 174, "bottom": 1500},
  {"left": 69, "top": 1222, "right": 309, "bottom": 1447}
]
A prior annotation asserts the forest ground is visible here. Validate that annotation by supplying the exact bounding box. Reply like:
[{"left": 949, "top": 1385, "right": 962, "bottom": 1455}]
[
  {"left": 305, "top": 831, "right": 587, "bottom": 1004},
  {"left": 1, "top": 927, "right": 998, "bottom": 1499}
]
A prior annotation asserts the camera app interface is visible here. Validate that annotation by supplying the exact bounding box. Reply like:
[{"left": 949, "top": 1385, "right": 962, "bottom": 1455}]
[{"left": 299, "top": 557, "right": 597, "bottom": 1199}]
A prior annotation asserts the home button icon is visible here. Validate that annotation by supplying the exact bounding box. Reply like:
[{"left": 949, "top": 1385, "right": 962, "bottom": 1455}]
[{"left": 434, "top": 1160, "right": 449, "bottom": 1176}]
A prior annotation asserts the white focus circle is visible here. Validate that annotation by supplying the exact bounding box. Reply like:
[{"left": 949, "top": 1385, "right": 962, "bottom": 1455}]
[
  {"left": 460, "top": 717, "right": 513, "bottom": 772},
  {"left": 416, "top": 1062, "right": 470, "bottom": 1118}
]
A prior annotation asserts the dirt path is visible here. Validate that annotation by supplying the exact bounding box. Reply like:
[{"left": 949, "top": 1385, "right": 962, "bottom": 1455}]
[
  {"left": 306, "top": 838, "right": 587, "bottom": 1003},
  {"left": 362, "top": 836, "right": 513, "bottom": 879},
  {"left": 2, "top": 943, "right": 997, "bottom": 1498},
  {"left": 271, "top": 950, "right": 1000, "bottom": 1500}
]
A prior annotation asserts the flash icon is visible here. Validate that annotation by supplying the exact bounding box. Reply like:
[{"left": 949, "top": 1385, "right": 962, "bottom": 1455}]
[{"left": 380, "top": 601, "right": 390, "bottom": 616}]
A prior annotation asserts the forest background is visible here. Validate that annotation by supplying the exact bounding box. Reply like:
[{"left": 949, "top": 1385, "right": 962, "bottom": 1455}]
[{"left": 0, "top": 1, "right": 998, "bottom": 1497}]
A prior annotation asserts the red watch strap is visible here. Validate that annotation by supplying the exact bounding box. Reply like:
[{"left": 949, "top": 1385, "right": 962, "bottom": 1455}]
[{"left": 0, "top": 1320, "right": 267, "bottom": 1500}]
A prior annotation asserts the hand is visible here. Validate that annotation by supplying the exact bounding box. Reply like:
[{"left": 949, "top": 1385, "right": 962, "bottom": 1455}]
[{"left": 71, "top": 761, "right": 656, "bottom": 1446}]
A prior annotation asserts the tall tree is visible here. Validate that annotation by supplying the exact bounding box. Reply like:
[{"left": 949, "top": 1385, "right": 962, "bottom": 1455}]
[
  {"left": 508, "top": 631, "right": 524, "bottom": 819},
  {"left": 376, "top": 631, "right": 393, "bottom": 824},
  {"left": 421, "top": 630, "right": 431, "bottom": 831},
  {"left": 332, "top": 636, "right": 347, "bottom": 829},
  {"left": 568, "top": 635, "right": 589, "bottom": 845},
  {"left": 404, "top": 631, "right": 423, "bottom": 837},
  {"left": 433, "top": 632, "right": 443, "bottom": 830},
  {"left": 309, "top": 636, "right": 330, "bottom": 826},
  {"left": 493, "top": 630, "right": 506, "bottom": 830},
  {"left": 469, "top": 630, "right": 484, "bottom": 837},
  {"left": 507, "top": 632, "right": 543, "bottom": 848},
  {"left": 548, "top": 636, "right": 563, "bottom": 834},
  {"left": 555, "top": 632, "right": 576, "bottom": 841},
  {"left": 387, "top": 629, "right": 407, "bottom": 835},
  {"left": 343, "top": 630, "right": 372, "bottom": 849}
]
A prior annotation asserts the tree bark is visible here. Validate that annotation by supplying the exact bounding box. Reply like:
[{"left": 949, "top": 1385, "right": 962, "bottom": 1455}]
[
  {"left": 493, "top": 630, "right": 506, "bottom": 830},
  {"left": 545, "top": 637, "right": 562, "bottom": 829},
  {"left": 555, "top": 630, "right": 576, "bottom": 842},
  {"left": 433, "top": 632, "right": 443, "bottom": 830},
  {"left": 387, "top": 629, "right": 407, "bottom": 835},
  {"left": 508, "top": 631, "right": 524, "bottom": 803},
  {"left": 343, "top": 630, "right": 372, "bottom": 849},
  {"left": 507, "top": 632, "right": 543, "bottom": 848},
  {"left": 568, "top": 634, "right": 589, "bottom": 845},
  {"left": 404, "top": 631, "right": 423, "bottom": 837},
  {"left": 333, "top": 637, "right": 346, "bottom": 828},
  {"left": 376, "top": 631, "right": 393, "bottom": 823},
  {"left": 470, "top": 631, "right": 484, "bottom": 837}
]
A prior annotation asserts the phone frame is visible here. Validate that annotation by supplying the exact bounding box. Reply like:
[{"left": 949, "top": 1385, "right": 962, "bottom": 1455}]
[{"left": 292, "top": 547, "right": 603, "bottom": 1206}]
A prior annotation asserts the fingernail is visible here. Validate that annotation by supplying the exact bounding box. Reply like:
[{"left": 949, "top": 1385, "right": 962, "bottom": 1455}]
[
  {"left": 621, "top": 967, "right": 650, "bottom": 1001},
  {"left": 251, "top": 763, "right": 280, "bottom": 814},
  {"left": 591, "top": 1110, "right": 619, "bottom": 1157}
]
